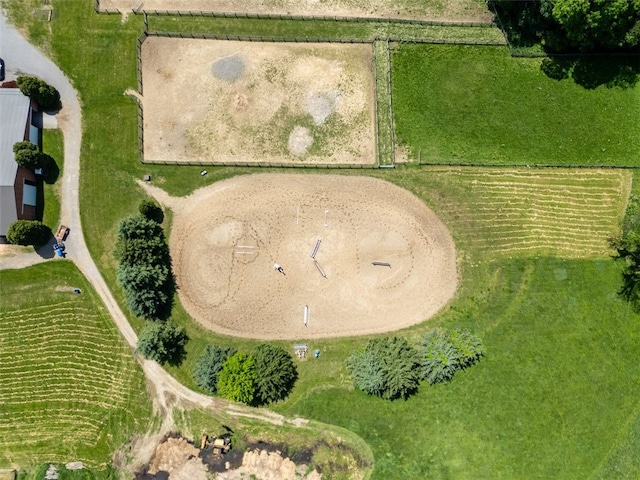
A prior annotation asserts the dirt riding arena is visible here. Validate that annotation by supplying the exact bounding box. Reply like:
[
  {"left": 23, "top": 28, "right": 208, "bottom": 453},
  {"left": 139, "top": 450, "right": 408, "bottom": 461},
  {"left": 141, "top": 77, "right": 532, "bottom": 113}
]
[
  {"left": 167, "top": 174, "right": 457, "bottom": 340},
  {"left": 141, "top": 38, "right": 375, "bottom": 165},
  {"left": 101, "top": 0, "right": 492, "bottom": 23}
]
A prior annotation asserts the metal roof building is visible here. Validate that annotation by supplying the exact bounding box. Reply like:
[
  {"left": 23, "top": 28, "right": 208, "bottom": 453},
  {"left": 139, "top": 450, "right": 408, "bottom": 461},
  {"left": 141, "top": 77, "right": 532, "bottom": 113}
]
[{"left": 0, "top": 89, "right": 37, "bottom": 237}]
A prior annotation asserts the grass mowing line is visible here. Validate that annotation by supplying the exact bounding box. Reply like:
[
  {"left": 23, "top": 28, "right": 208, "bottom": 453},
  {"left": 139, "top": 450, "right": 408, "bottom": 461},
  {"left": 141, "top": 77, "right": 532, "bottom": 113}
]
[
  {"left": 0, "top": 263, "right": 151, "bottom": 468},
  {"left": 415, "top": 168, "right": 629, "bottom": 258}
]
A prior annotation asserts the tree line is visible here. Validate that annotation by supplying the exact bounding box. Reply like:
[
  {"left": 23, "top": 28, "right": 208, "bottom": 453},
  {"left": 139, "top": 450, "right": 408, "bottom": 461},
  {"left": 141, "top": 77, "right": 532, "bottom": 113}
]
[{"left": 346, "top": 329, "right": 484, "bottom": 400}]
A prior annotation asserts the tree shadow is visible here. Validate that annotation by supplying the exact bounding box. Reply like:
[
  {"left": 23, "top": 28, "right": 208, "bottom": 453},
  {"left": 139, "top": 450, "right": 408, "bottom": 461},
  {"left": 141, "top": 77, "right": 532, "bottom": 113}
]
[
  {"left": 41, "top": 154, "right": 60, "bottom": 184},
  {"left": 488, "top": 0, "right": 552, "bottom": 48},
  {"left": 541, "top": 55, "right": 640, "bottom": 89}
]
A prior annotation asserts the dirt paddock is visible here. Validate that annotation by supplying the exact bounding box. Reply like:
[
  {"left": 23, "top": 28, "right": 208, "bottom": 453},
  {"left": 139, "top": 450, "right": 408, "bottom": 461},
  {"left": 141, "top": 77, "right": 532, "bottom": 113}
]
[
  {"left": 141, "top": 38, "right": 375, "bottom": 165},
  {"left": 101, "top": 0, "right": 492, "bottom": 22},
  {"left": 162, "top": 174, "right": 457, "bottom": 340}
]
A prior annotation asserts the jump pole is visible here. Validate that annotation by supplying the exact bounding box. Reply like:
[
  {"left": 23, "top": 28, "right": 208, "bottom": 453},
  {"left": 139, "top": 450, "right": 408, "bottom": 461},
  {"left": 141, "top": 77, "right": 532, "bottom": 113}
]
[
  {"left": 304, "top": 305, "right": 309, "bottom": 326},
  {"left": 310, "top": 239, "right": 321, "bottom": 259},
  {"left": 372, "top": 262, "right": 391, "bottom": 267},
  {"left": 314, "top": 260, "right": 327, "bottom": 278}
]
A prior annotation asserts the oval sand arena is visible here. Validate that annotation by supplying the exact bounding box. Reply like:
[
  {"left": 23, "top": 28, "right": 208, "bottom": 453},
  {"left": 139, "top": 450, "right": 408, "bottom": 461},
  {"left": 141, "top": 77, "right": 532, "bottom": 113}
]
[{"left": 171, "top": 174, "right": 457, "bottom": 339}]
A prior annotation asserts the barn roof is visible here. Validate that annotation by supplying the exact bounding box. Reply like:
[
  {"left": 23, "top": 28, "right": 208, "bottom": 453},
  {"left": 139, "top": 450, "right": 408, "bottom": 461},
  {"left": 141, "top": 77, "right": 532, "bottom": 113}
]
[{"left": 0, "top": 88, "right": 30, "bottom": 187}]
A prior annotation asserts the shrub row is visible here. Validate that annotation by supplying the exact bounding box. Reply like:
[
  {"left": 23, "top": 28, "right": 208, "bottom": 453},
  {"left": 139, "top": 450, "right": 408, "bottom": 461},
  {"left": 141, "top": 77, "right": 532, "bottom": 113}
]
[
  {"left": 346, "top": 329, "right": 484, "bottom": 400},
  {"left": 193, "top": 343, "right": 298, "bottom": 406},
  {"left": 114, "top": 202, "right": 173, "bottom": 320}
]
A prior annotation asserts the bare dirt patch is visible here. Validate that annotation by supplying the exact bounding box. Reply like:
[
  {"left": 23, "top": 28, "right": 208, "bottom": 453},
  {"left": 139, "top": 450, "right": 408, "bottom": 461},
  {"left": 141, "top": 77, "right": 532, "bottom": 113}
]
[
  {"left": 100, "top": 0, "right": 492, "bottom": 22},
  {"left": 135, "top": 434, "right": 323, "bottom": 480},
  {"left": 141, "top": 38, "right": 375, "bottom": 165},
  {"left": 167, "top": 174, "right": 457, "bottom": 340}
]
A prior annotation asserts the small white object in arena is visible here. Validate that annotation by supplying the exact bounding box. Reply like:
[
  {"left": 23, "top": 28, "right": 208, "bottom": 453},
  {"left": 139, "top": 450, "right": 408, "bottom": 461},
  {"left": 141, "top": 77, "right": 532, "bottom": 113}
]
[{"left": 304, "top": 305, "right": 309, "bottom": 326}]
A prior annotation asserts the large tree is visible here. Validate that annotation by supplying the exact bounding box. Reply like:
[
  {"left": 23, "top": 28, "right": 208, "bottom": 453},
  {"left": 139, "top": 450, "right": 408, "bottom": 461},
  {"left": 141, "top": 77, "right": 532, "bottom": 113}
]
[
  {"left": 491, "top": 0, "right": 640, "bottom": 52},
  {"left": 547, "top": 0, "right": 640, "bottom": 51},
  {"left": 217, "top": 353, "right": 256, "bottom": 404},
  {"left": 611, "top": 232, "right": 640, "bottom": 310},
  {"left": 116, "top": 263, "right": 172, "bottom": 319},
  {"left": 193, "top": 345, "right": 237, "bottom": 394},
  {"left": 136, "top": 321, "right": 188, "bottom": 366},
  {"left": 252, "top": 344, "right": 298, "bottom": 405},
  {"left": 346, "top": 337, "right": 419, "bottom": 400},
  {"left": 114, "top": 214, "right": 174, "bottom": 320}
]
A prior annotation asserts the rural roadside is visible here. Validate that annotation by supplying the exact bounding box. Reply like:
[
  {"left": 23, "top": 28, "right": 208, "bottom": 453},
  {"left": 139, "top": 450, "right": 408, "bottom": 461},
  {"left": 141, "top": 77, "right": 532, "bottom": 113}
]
[{"left": 0, "top": 9, "right": 309, "bottom": 470}]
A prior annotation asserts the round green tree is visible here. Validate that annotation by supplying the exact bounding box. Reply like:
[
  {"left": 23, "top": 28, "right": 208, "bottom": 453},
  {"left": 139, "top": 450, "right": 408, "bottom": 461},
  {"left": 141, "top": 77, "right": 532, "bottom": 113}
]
[
  {"left": 193, "top": 345, "right": 237, "bottom": 394},
  {"left": 217, "top": 353, "right": 256, "bottom": 404},
  {"left": 136, "top": 321, "right": 188, "bottom": 366},
  {"left": 346, "top": 336, "right": 419, "bottom": 400},
  {"left": 6, "top": 220, "right": 51, "bottom": 246},
  {"left": 252, "top": 344, "right": 298, "bottom": 405},
  {"left": 16, "top": 75, "right": 61, "bottom": 110}
]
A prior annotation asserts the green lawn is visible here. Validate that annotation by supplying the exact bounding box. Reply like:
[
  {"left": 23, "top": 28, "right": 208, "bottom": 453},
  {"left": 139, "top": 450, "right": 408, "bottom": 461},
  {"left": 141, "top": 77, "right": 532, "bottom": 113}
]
[
  {"left": 0, "top": 262, "right": 152, "bottom": 468},
  {"left": 41, "top": 129, "right": 63, "bottom": 230},
  {"left": 6, "top": 2, "right": 640, "bottom": 479},
  {"left": 392, "top": 44, "right": 640, "bottom": 166},
  {"left": 283, "top": 257, "right": 640, "bottom": 479}
]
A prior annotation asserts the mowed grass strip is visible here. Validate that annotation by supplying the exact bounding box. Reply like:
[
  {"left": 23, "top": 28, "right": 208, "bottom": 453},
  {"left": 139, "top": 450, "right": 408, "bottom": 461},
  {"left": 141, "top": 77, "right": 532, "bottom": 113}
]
[
  {"left": 404, "top": 167, "right": 630, "bottom": 258},
  {"left": 392, "top": 44, "right": 640, "bottom": 166},
  {"left": 0, "top": 262, "right": 151, "bottom": 468}
]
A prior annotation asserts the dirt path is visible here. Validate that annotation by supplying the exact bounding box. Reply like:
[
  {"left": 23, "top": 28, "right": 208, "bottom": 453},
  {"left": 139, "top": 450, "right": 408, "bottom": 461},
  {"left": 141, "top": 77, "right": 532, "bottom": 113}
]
[{"left": 0, "top": 11, "right": 308, "bottom": 470}]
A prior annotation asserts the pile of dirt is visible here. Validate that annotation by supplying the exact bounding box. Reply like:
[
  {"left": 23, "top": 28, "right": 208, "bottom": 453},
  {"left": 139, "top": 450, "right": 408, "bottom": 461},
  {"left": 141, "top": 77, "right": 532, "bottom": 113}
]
[
  {"left": 136, "top": 435, "right": 322, "bottom": 480},
  {"left": 137, "top": 437, "right": 208, "bottom": 480},
  {"left": 215, "top": 449, "right": 321, "bottom": 480}
]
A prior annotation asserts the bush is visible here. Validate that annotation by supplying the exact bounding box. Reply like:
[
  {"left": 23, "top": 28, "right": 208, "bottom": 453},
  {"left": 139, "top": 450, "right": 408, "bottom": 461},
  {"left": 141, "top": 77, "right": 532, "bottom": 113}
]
[
  {"left": 346, "top": 337, "right": 419, "bottom": 400},
  {"left": 16, "top": 75, "right": 61, "bottom": 110},
  {"left": 13, "top": 141, "right": 51, "bottom": 170},
  {"left": 252, "top": 344, "right": 298, "bottom": 405},
  {"left": 420, "top": 329, "right": 484, "bottom": 385},
  {"left": 136, "top": 321, "right": 188, "bottom": 366},
  {"left": 5, "top": 220, "right": 51, "bottom": 246},
  {"left": 193, "top": 345, "right": 237, "bottom": 394},
  {"left": 217, "top": 353, "right": 256, "bottom": 404},
  {"left": 139, "top": 200, "right": 164, "bottom": 224}
]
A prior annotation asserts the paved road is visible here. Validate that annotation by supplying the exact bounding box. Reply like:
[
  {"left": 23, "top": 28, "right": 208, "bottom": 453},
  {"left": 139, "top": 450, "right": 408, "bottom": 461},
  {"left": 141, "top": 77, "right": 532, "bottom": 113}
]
[{"left": 0, "top": 11, "right": 302, "bottom": 466}]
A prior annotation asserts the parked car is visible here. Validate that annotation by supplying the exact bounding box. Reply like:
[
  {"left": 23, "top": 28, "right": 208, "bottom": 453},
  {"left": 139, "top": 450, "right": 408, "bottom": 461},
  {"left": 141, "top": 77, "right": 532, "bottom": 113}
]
[{"left": 0, "top": 58, "right": 5, "bottom": 82}]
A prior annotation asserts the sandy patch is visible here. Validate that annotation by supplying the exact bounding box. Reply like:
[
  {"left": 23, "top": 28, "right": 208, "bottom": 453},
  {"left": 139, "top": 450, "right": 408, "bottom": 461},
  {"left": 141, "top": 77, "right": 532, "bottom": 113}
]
[
  {"left": 141, "top": 38, "right": 375, "bottom": 165},
  {"left": 165, "top": 174, "right": 457, "bottom": 340},
  {"left": 100, "top": 0, "right": 493, "bottom": 22}
]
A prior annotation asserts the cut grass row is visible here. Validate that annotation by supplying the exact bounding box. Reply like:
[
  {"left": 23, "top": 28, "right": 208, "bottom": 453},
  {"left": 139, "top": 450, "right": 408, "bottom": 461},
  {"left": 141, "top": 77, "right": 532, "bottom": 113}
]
[
  {"left": 407, "top": 167, "right": 630, "bottom": 259},
  {"left": 0, "top": 262, "right": 151, "bottom": 468}
]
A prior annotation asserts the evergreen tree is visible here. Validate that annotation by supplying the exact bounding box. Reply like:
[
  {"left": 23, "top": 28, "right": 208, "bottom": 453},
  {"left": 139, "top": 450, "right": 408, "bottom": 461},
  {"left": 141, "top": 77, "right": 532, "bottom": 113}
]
[
  {"left": 217, "top": 353, "right": 256, "bottom": 404},
  {"left": 193, "top": 345, "right": 237, "bottom": 394},
  {"left": 136, "top": 321, "right": 188, "bottom": 366},
  {"left": 253, "top": 344, "right": 298, "bottom": 405}
]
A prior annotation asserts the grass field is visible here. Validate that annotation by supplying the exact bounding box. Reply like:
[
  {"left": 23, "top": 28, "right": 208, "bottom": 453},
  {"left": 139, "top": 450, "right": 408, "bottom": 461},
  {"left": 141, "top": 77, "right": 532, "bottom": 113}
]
[
  {"left": 41, "top": 129, "right": 63, "bottom": 231},
  {"left": 392, "top": 44, "right": 640, "bottom": 166},
  {"left": 0, "top": 262, "right": 151, "bottom": 468},
  {"left": 5, "top": 2, "right": 640, "bottom": 479}
]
